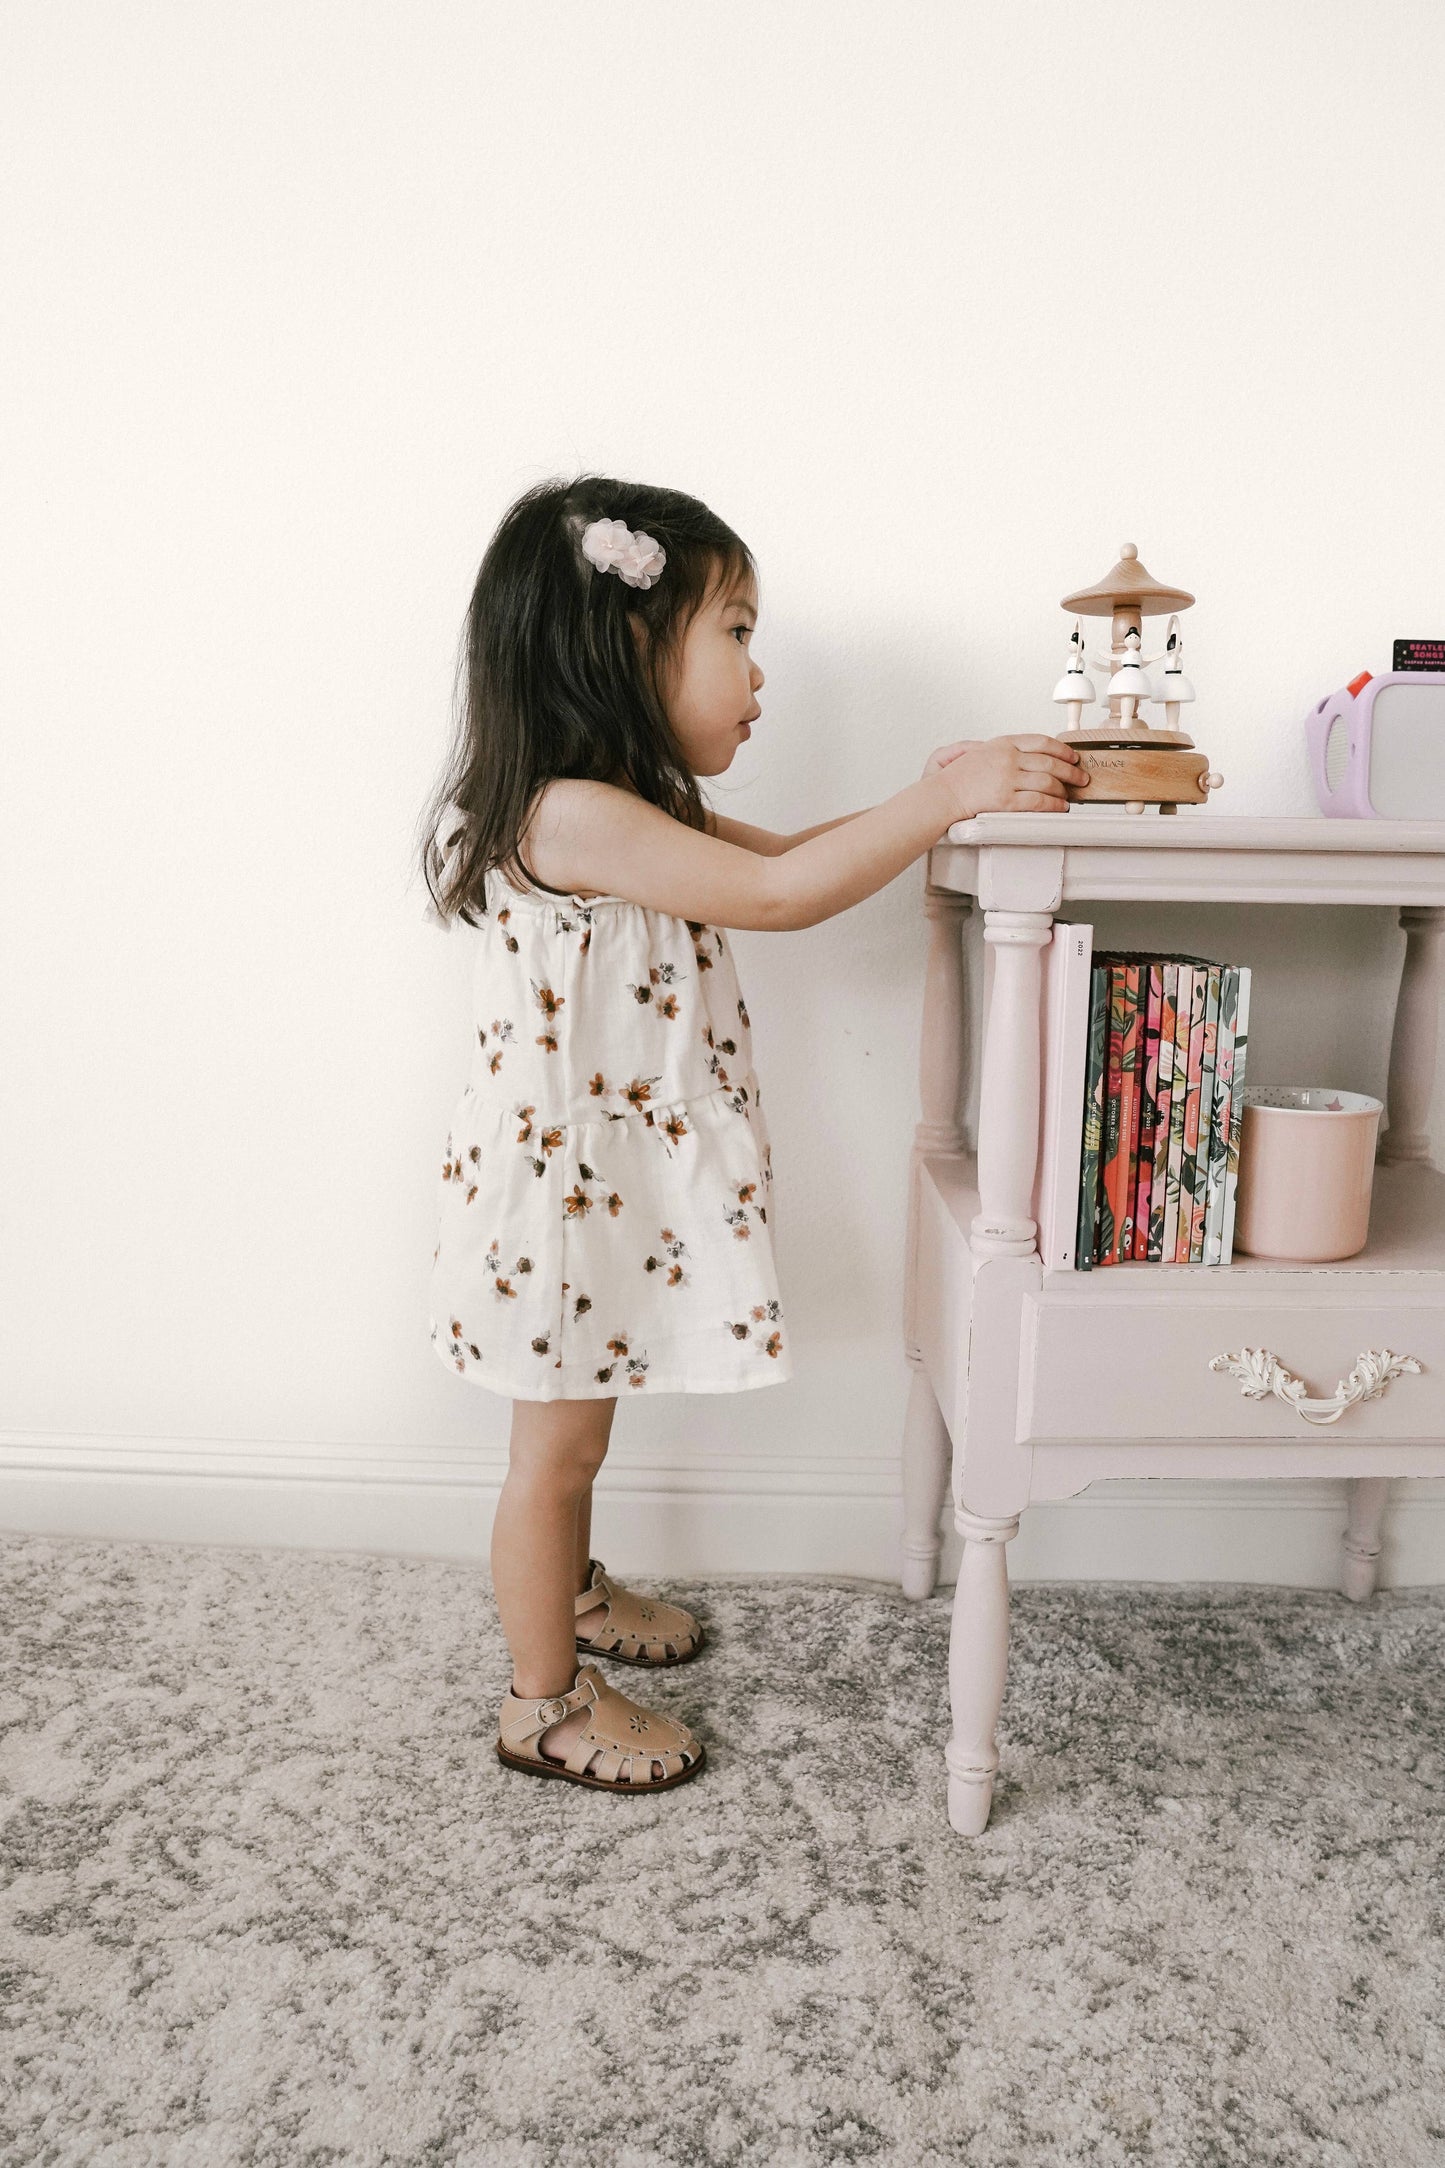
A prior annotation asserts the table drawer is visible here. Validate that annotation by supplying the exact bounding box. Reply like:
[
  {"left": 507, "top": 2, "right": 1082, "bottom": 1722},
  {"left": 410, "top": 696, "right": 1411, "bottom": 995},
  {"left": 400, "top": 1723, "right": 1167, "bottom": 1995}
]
[{"left": 1017, "top": 1280, "right": 1445, "bottom": 1443}]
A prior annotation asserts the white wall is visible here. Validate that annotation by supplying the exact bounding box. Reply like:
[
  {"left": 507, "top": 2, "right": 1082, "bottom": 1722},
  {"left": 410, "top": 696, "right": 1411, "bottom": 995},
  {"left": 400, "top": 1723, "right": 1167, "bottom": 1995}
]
[{"left": 4, "top": 1, "right": 1443, "bottom": 1584}]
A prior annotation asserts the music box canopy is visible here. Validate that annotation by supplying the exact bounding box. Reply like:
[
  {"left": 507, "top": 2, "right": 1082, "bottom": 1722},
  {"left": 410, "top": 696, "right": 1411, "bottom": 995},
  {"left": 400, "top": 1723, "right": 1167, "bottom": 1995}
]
[{"left": 1061, "top": 542, "right": 1195, "bottom": 619}]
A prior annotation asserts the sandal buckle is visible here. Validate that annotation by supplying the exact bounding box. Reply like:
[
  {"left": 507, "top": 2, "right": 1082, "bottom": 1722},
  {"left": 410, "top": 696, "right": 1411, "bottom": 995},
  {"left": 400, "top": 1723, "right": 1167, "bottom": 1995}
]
[{"left": 534, "top": 1696, "right": 569, "bottom": 1726}]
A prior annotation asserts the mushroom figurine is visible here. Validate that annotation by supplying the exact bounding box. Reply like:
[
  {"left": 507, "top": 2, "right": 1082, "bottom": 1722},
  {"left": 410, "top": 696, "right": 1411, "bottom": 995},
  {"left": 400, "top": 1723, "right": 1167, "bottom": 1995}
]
[
  {"left": 1108, "top": 624, "right": 1153, "bottom": 728},
  {"left": 1051, "top": 618, "right": 1096, "bottom": 732},
  {"left": 1153, "top": 615, "right": 1196, "bottom": 731}
]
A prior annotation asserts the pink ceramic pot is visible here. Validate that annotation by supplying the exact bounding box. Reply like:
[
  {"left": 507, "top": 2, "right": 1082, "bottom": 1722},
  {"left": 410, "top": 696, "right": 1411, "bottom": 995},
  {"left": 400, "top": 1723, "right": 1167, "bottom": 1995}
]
[{"left": 1233, "top": 1086, "right": 1383, "bottom": 1262}]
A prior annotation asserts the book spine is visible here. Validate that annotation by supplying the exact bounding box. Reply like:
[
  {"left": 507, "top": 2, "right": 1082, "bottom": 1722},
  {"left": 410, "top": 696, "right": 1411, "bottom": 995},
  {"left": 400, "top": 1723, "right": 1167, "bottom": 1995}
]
[
  {"left": 1161, "top": 964, "right": 1195, "bottom": 1264},
  {"left": 1203, "top": 966, "right": 1238, "bottom": 1267},
  {"left": 1096, "top": 961, "right": 1125, "bottom": 1266},
  {"left": 1147, "top": 962, "right": 1179, "bottom": 1263},
  {"left": 1074, "top": 960, "right": 1110, "bottom": 1270},
  {"left": 1130, "top": 964, "right": 1163, "bottom": 1260},
  {"left": 1035, "top": 923, "right": 1062, "bottom": 1267},
  {"left": 1218, "top": 965, "right": 1253, "bottom": 1264},
  {"left": 1115, "top": 962, "right": 1145, "bottom": 1261},
  {"left": 1174, "top": 965, "right": 1209, "bottom": 1262},
  {"left": 1188, "top": 965, "right": 1223, "bottom": 1262}
]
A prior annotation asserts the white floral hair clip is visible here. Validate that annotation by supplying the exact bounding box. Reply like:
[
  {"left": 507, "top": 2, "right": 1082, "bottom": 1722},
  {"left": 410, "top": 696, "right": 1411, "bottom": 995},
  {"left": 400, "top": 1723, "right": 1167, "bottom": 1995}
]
[{"left": 579, "top": 516, "right": 667, "bottom": 590}]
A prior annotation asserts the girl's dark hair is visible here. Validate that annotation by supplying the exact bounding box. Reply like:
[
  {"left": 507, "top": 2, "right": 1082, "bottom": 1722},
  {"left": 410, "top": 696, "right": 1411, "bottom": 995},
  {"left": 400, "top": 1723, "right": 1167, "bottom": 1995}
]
[{"left": 418, "top": 472, "right": 758, "bottom": 927}]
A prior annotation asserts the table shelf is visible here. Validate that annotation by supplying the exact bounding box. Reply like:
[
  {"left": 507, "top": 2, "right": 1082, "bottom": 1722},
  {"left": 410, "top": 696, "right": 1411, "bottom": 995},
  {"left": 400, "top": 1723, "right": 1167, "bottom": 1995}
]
[{"left": 925, "top": 1151, "right": 1445, "bottom": 1279}]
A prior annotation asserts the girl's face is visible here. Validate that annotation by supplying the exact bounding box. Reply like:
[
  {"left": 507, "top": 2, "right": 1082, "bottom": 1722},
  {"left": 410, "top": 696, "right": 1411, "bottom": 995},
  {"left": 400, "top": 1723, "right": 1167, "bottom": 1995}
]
[{"left": 647, "top": 570, "right": 764, "bottom": 778}]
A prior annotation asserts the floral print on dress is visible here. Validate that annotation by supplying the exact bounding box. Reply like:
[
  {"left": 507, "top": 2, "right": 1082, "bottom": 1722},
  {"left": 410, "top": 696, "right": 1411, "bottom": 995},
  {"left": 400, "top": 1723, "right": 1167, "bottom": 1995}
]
[
  {"left": 563, "top": 1159, "right": 626, "bottom": 1222},
  {"left": 723, "top": 1175, "right": 768, "bottom": 1240},
  {"left": 427, "top": 866, "right": 791, "bottom": 1400},
  {"left": 643, "top": 1227, "right": 690, "bottom": 1287},
  {"left": 513, "top": 1103, "right": 564, "bottom": 1178},
  {"left": 626, "top": 960, "right": 685, "bottom": 1015},
  {"left": 596, "top": 1332, "right": 651, "bottom": 1389},
  {"left": 685, "top": 920, "right": 726, "bottom": 973},
  {"left": 478, "top": 1018, "right": 515, "bottom": 1075},
  {"left": 723, "top": 1299, "right": 786, "bottom": 1361},
  {"left": 530, "top": 979, "right": 564, "bottom": 1051}
]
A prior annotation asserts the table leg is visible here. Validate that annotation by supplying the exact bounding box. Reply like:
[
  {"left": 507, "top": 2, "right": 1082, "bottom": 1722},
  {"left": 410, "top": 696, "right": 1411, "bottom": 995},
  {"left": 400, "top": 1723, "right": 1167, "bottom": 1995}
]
[
  {"left": 1378, "top": 904, "right": 1445, "bottom": 1166},
  {"left": 1340, "top": 1476, "right": 1391, "bottom": 1603},
  {"left": 901, "top": 880, "right": 970, "bottom": 1597},
  {"left": 901, "top": 1368, "right": 951, "bottom": 1600},
  {"left": 970, "top": 908, "right": 1054, "bottom": 1260},
  {"left": 944, "top": 1506, "right": 1020, "bottom": 1835},
  {"left": 1346, "top": 903, "right": 1438, "bottom": 1604}
]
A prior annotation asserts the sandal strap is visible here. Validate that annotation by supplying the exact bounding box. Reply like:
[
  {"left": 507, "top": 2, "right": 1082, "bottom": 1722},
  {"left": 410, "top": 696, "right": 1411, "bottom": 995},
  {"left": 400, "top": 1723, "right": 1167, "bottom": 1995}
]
[
  {"left": 574, "top": 1559, "right": 609, "bottom": 1620},
  {"left": 498, "top": 1666, "right": 600, "bottom": 1753},
  {"left": 575, "top": 1561, "right": 700, "bottom": 1659}
]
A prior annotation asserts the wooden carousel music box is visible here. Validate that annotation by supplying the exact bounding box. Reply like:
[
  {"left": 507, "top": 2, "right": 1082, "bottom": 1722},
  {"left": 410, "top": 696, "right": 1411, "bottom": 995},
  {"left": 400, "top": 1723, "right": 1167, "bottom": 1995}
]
[{"left": 1051, "top": 541, "right": 1224, "bottom": 813}]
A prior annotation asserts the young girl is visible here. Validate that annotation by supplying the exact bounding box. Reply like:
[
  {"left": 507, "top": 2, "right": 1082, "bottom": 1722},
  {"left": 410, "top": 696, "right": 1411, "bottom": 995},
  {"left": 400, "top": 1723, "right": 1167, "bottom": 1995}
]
[{"left": 421, "top": 474, "right": 1079, "bottom": 1796}]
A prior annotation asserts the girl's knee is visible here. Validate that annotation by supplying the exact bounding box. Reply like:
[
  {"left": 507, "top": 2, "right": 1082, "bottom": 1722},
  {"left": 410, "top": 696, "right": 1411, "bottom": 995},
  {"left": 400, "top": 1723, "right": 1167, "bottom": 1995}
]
[{"left": 508, "top": 1398, "right": 613, "bottom": 1486}]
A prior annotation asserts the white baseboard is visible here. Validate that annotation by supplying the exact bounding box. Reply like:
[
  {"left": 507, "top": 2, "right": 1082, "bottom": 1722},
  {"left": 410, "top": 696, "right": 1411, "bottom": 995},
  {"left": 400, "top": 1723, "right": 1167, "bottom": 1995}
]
[{"left": 1, "top": 1432, "right": 1441, "bottom": 1587}]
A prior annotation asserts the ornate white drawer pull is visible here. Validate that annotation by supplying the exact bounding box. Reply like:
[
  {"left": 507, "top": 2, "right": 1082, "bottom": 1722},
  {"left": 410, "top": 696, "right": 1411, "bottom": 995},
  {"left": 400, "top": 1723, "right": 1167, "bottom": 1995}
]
[{"left": 1207, "top": 1346, "right": 1423, "bottom": 1427}]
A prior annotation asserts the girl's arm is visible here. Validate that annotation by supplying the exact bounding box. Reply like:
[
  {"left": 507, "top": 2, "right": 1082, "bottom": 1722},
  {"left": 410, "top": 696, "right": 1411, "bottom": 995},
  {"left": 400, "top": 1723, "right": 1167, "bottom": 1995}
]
[
  {"left": 708, "top": 742, "right": 972, "bottom": 856},
  {"left": 706, "top": 807, "right": 864, "bottom": 855},
  {"left": 529, "top": 735, "right": 1079, "bottom": 933},
  {"left": 784, "top": 810, "right": 868, "bottom": 849}
]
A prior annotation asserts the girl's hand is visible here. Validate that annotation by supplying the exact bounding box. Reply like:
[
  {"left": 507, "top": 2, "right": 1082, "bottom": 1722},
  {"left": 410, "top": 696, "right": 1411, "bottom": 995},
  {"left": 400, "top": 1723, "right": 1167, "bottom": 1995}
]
[
  {"left": 933, "top": 732, "right": 1083, "bottom": 821},
  {"left": 920, "top": 739, "right": 973, "bottom": 780}
]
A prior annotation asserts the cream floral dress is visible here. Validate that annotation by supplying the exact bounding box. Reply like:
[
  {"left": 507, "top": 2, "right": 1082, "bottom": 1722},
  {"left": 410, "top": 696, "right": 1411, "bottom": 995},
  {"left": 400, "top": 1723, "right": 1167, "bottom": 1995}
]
[{"left": 427, "top": 827, "right": 792, "bottom": 1401}]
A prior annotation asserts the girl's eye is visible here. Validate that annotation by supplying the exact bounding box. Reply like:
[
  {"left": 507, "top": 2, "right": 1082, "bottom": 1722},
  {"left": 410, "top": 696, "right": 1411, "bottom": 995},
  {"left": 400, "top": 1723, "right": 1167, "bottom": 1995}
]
[{"left": 731, "top": 626, "right": 751, "bottom": 642}]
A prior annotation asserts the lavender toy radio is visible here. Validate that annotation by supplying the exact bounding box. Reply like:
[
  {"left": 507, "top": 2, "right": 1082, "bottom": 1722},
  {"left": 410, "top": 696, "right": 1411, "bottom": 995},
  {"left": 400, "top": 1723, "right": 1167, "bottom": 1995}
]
[{"left": 1307, "top": 641, "right": 1445, "bottom": 819}]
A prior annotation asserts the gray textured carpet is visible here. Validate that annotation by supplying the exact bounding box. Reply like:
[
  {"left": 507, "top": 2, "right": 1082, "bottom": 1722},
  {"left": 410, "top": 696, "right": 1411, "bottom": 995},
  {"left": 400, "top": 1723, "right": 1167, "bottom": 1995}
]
[{"left": 2, "top": 1532, "right": 1443, "bottom": 2167}]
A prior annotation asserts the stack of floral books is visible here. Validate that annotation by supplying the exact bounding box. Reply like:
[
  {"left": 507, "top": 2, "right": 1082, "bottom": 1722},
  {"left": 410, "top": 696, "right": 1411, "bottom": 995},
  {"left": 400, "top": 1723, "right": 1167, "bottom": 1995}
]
[{"left": 1026, "top": 926, "right": 1252, "bottom": 1271}]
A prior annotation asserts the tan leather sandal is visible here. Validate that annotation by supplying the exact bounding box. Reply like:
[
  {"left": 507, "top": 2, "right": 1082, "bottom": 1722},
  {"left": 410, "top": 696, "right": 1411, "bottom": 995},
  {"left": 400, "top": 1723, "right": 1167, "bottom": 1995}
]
[
  {"left": 574, "top": 1557, "right": 706, "bottom": 1667},
  {"left": 496, "top": 1662, "right": 706, "bottom": 1792}
]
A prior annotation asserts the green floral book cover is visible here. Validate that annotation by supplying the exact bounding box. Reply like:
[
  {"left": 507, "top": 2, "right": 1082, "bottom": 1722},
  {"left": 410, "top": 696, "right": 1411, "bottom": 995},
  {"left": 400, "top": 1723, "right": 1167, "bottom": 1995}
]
[
  {"left": 1188, "top": 965, "right": 1223, "bottom": 1262},
  {"left": 1074, "top": 961, "right": 1110, "bottom": 1270},
  {"left": 1217, "top": 965, "right": 1253, "bottom": 1265},
  {"left": 1202, "top": 966, "right": 1240, "bottom": 1267},
  {"left": 1147, "top": 962, "right": 1180, "bottom": 1262}
]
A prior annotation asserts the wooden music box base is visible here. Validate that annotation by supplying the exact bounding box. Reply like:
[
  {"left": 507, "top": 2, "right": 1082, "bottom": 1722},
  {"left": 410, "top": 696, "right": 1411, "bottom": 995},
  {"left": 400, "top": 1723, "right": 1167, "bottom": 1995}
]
[{"left": 1065, "top": 736, "right": 1215, "bottom": 813}]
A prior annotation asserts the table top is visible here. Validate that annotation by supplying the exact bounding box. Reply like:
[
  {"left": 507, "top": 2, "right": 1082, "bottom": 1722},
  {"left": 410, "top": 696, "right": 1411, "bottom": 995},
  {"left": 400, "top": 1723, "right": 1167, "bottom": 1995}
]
[
  {"left": 929, "top": 813, "right": 1445, "bottom": 907},
  {"left": 942, "top": 813, "right": 1445, "bottom": 854}
]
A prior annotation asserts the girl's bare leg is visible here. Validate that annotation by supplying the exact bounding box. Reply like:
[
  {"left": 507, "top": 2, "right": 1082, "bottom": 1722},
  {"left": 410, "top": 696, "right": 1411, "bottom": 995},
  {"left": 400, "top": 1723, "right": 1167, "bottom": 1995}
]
[
  {"left": 576, "top": 1482, "right": 598, "bottom": 1616},
  {"left": 495, "top": 1395, "right": 652, "bottom": 1770}
]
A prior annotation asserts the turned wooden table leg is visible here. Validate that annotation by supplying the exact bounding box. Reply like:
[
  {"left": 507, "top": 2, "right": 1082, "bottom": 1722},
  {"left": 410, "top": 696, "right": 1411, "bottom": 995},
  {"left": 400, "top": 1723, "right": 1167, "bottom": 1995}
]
[
  {"left": 943, "top": 882, "right": 1052, "bottom": 1830},
  {"left": 945, "top": 1506, "right": 1020, "bottom": 1835},
  {"left": 1340, "top": 904, "right": 1445, "bottom": 1603},
  {"left": 1341, "top": 1476, "right": 1391, "bottom": 1602},
  {"left": 901, "top": 1371, "right": 951, "bottom": 1600},
  {"left": 970, "top": 908, "right": 1054, "bottom": 1259},
  {"left": 901, "top": 880, "right": 971, "bottom": 1599},
  {"left": 1377, "top": 904, "right": 1445, "bottom": 1167}
]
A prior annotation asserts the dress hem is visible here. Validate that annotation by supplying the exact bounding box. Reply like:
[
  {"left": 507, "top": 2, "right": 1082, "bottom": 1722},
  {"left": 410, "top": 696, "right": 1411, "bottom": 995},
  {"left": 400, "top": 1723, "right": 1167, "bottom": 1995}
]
[{"left": 429, "top": 1328, "right": 794, "bottom": 1401}]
